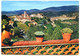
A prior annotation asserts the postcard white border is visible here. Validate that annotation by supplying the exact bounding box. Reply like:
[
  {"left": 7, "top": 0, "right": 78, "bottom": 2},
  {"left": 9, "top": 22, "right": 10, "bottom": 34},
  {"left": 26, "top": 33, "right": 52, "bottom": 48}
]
[{"left": 0, "top": 0, "right": 80, "bottom": 56}]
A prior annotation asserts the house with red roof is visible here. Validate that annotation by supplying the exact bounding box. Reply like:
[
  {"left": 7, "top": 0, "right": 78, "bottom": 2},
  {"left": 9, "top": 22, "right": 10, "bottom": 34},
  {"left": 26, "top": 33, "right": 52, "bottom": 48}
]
[{"left": 14, "top": 11, "right": 31, "bottom": 23}]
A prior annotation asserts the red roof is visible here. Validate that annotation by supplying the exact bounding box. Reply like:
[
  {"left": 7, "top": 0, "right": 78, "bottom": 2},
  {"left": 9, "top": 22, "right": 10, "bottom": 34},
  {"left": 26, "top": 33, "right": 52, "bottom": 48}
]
[
  {"left": 16, "top": 14, "right": 31, "bottom": 20},
  {"left": 21, "top": 14, "right": 24, "bottom": 16}
]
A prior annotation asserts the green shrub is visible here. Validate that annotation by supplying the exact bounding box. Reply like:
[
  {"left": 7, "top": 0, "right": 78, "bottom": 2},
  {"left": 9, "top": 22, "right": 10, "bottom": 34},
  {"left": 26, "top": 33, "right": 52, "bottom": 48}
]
[
  {"left": 13, "top": 21, "right": 17, "bottom": 27},
  {"left": 61, "top": 28, "right": 73, "bottom": 33},
  {"left": 13, "top": 27, "right": 20, "bottom": 36},
  {"left": 2, "top": 19, "right": 8, "bottom": 25},
  {"left": 25, "top": 21, "right": 30, "bottom": 26},
  {"left": 45, "top": 24, "right": 53, "bottom": 29},
  {"left": 17, "top": 22, "right": 29, "bottom": 33},
  {"left": 52, "top": 25, "right": 62, "bottom": 40},
  {"left": 34, "top": 31, "right": 44, "bottom": 35}
]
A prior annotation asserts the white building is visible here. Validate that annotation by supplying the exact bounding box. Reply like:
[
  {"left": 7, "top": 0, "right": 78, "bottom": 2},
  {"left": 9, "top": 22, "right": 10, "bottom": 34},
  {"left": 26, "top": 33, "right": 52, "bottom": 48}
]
[{"left": 30, "top": 13, "right": 44, "bottom": 18}]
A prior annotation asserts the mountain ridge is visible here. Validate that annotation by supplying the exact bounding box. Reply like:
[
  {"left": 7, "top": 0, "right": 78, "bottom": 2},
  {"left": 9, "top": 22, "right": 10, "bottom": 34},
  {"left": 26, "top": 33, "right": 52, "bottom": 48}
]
[{"left": 2, "top": 5, "right": 79, "bottom": 16}]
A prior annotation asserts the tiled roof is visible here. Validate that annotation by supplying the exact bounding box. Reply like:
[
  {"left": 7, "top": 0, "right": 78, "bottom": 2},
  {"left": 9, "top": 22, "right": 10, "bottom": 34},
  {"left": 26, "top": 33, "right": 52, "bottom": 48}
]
[{"left": 16, "top": 14, "right": 31, "bottom": 20}]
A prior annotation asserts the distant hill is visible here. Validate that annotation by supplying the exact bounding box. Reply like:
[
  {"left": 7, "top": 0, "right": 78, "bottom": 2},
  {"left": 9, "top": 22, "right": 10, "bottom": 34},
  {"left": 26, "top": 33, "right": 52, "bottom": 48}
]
[
  {"left": 42, "top": 5, "right": 79, "bottom": 12},
  {"left": 2, "top": 5, "right": 79, "bottom": 16}
]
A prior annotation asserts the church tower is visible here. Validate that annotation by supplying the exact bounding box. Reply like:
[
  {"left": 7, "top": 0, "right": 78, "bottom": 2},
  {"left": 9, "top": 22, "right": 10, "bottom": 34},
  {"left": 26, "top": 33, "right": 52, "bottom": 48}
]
[{"left": 24, "top": 11, "right": 27, "bottom": 18}]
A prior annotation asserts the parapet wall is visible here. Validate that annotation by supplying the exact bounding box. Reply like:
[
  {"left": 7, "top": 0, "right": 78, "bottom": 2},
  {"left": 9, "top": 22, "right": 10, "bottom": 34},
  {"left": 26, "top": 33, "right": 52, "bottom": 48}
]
[{"left": 1, "top": 39, "right": 79, "bottom": 55}]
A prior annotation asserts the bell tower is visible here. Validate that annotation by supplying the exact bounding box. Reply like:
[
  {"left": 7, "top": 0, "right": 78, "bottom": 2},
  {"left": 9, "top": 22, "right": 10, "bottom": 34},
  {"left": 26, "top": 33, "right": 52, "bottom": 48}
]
[{"left": 24, "top": 11, "right": 27, "bottom": 18}]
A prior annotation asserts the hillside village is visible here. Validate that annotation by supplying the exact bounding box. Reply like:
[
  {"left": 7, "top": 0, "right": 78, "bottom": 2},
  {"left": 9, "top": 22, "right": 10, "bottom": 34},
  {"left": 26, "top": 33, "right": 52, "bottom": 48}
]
[
  {"left": 50, "top": 15, "right": 76, "bottom": 22},
  {"left": 9, "top": 11, "right": 44, "bottom": 25},
  {"left": 8, "top": 11, "right": 77, "bottom": 27}
]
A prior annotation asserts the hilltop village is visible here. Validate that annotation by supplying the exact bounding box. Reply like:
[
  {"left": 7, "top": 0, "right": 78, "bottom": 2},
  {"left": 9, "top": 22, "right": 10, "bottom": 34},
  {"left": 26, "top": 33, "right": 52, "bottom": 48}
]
[
  {"left": 9, "top": 11, "right": 45, "bottom": 26},
  {"left": 9, "top": 11, "right": 77, "bottom": 27}
]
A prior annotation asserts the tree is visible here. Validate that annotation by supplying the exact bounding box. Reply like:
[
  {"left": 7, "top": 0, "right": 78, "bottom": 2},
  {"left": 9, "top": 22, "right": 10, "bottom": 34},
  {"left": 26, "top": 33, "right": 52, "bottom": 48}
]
[
  {"left": 70, "top": 24, "right": 79, "bottom": 39},
  {"left": 13, "top": 21, "right": 17, "bottom": 27},
  {"left": 44, "top": 29, "right": 53, "bottom": 40},
  {"left": 2, "top": 15, "right": 12, "bottom": 32},
  {"left": 52, "top": 25, "right": 62, "bottom": 40},
  {"left": 45, "top": 24, "right": 53, "bottom": 29},
  {"left": 25, "top": 21, "right": 30, "bottom": 26},
  {"left": 42, "top": 19, "right": 47, "bottom": 24},
  {"left": 2, "top": 19, "right": 8, "bottom": 25},
  {"left": 2, "top": 15, "right": 10, "bottom": 21},
  {"left": 11, "top": 18, "right": 14, "bottom": 21},
  {"left": 13, "top": 27, "right": 20, "bottom": 36},
  {"left": 17, "top": 22, "right": 29, "bottom": 33}
]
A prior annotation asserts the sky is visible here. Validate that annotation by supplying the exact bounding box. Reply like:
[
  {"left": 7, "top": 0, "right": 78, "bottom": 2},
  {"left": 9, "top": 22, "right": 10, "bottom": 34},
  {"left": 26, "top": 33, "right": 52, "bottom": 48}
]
[{"left": 2, "top": 1, "right": 79, "bottom": 11}]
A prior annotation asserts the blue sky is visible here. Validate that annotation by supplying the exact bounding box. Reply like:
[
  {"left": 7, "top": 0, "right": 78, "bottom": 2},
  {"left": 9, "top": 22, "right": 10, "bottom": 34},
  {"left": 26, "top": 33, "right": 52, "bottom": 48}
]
[{"left": 2, "top": 1, "right": 79, "bottom": 11}]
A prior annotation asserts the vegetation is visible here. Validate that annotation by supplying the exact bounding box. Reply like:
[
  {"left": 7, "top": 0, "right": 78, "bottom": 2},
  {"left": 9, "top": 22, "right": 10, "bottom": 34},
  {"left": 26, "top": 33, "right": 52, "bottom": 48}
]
[
  {"left": 45, "top": 24, "right": 53, "bottom": 29},
  {"left": 31, "top": 17, "right": 50, "bottom": 24},
  {"left": 56, "top": 20, "right": 78, "bottom": 39},
  {"left": 52, "top": 25, "right": 62, "bottom": 40},
  {"left": 26, "top": 25, "right": 45, "bottom": 40},
  {"left": 34, "top": 31, "right": 44, "bottom": 35},
  {"left": 2, "top": 15, "right": 12, "bottom": 32},
  {"left": 25, "top": 21, "right": 30, "bottom": 26},
  {"left": 2, "top": 38, "right": 10, "bottom": 45},
  {"left": 13, "top": 27, "right": 20, "bottom": 36},
  {"left": 17, "top": 22, "right": 29, "bottom": 33},
  {"left": 41, "top": 11, "right": 78, "bottom": 17},
  {"left": 61, "top": 28, "right": 73, "bottom": 33}
]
